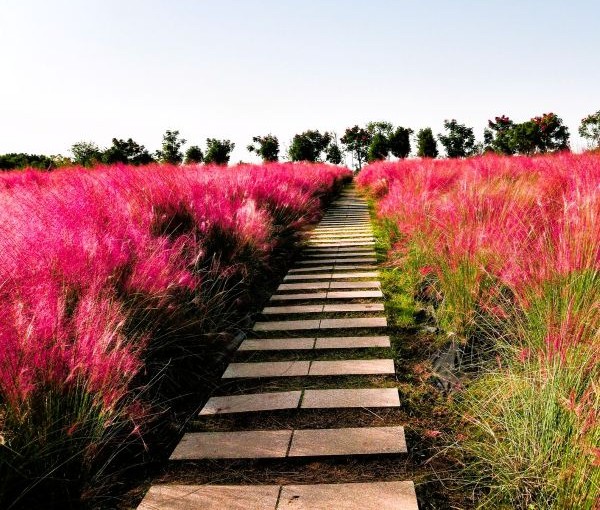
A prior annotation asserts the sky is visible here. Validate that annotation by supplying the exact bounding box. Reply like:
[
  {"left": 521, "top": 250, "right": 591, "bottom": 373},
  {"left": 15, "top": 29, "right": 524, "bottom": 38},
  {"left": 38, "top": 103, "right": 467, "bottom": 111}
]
[{"left": 1, "top": 0, "right": 598, "bottom": 162}]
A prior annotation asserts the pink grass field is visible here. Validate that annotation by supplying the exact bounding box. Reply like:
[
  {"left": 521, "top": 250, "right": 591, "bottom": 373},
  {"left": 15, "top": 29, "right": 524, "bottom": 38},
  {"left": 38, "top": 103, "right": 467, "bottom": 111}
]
[
  {"left": 0, "top": 161, "right": 350, "bottom": 422},
  {"left": 356, "top": 152, "right": 599, "bottom": 507}
]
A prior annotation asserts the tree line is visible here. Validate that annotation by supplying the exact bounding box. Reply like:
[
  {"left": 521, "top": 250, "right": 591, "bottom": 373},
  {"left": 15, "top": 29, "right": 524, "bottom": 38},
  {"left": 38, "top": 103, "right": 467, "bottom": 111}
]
[{"left": 2, "top": 110, "right": 599, "bottom": 171}]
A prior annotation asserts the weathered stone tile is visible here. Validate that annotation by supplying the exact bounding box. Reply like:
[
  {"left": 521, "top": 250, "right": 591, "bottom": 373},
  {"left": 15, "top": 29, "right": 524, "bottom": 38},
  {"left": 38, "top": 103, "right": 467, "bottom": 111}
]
[
  {"left": 319, "top": 317, "right": 387, "bottom": 329},
  {"left": 326, "top": 290, "right": 383, "bottom": 299},
  {"left": 287, "top": 426, "right": 406, "bottom": 457},
  {"left": 284, "top": 274, "right": 333, "bottom": 281},
  {"left": 270, "top": 292, "right": 327, "bottom": 301},
  {"left": 199, "top": 391, "right": 302, "bottom": 415},
  {"left": 289, "top": 266, "right": 334, "bottom": 273},
  {"left": 262, "top": 304, "right": 324, "bottom": 313},
  {"left": 330, "top": 271, "right": 379, "bottom": 279},
  {"left": 322, "top": 303, "right": 384, "bottom": 312},
  {"left": 314, "top": 336, "right": 390, "bottom": 349},
  {"left": 301, "top": 388, "right": 399, "bottom": 409},
  {"left": 277, "top": 282, "right": 329, "bottom": 291},
  {"left": 329, "top": 281, "right": 380, "bottom": 289},
  {"left": 253, "top": 319, "right": 321, "bottom": 331},
  {"left": 170, "top": 430, "right": 292, "bottom": 459},
  {"left": 238, "top": 338, "right": 316, "bottom": 351},
  {"left": 222, "top": 361, "right": 311, "bottom": 378},
  {"left": 138, "top": 484, "right": 280, "bottom": 510},
  {"left": 308, "top": 359, "right": 394, "bottom": 376},
  {"left": 277, "top": 481, "right": 418, "bottom": 510}
]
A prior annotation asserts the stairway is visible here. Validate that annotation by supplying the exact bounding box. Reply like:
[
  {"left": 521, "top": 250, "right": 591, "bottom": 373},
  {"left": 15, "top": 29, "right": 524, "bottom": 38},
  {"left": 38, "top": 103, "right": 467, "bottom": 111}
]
[{"left": 137, "top": 185, "right": 419, "bottom": 509}]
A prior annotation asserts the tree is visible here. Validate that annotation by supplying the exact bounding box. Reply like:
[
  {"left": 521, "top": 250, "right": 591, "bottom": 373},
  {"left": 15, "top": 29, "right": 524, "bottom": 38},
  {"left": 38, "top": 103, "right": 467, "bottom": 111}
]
[
  {"left": 204, "top": 138, "right": 235, "bottom": 165},
  {"left": 247, "top": 134, "right": 279, "bottom": 162},
  {"left": 102, "top": 138, "right": 154, "bottom": 165},
  {"left": 366, "top": 121, "right": 393, "bottom": 137},
  {"left": 326, "top": 142, "right": 343, "bottom": 164},
  {"left": 71, "top": 141, "right": 103, "bottom": 167},
  {"left": 579, "top": 110, "right": 600, "bottom": 149},
  {"left": 156, "top": 130, "right": 186, "bottom": 164},
  {"left": 184, "top": 145, "right": 204, "bottom": 164},
  {"left": 288, "top": 130, "right": 332, "bottom": 162},
  {"left": 532, "top": 113, "right": 570, "bottom": 152},
  {"left": 0, "top": 153, "right": 57, "bottom": 171},
  {"left": 416, "top": 128, "right": 438, "bottom": 158},
  {"left": 505, "top": 113, "right": 570, "bottom": 155},
  {"left": 438, "top": 119, "right": 478, "bottom": 158},
  {"left": 484, "top": 115, "right": 515, "bottom": 155},
  {"left": 388, "top": 126, "right": 413, "bottom": 159},
  {"left": 367, "top": 132, "right": 389, "bottom": 162},
  {"left": 340, "top": 125, "right": 371, "bottom": 170}
]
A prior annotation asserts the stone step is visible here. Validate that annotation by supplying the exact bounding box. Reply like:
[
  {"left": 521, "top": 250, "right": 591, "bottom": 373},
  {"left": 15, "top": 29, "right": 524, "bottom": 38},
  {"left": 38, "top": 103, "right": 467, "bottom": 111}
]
[
  {"left": 326, "top": 290, "right": 384, "bottom": 299},
  {"left": 238, "top": 335, "right": 390, "bottom": 351},
  {"left": 222, "top": 359, "right": 394, "bottom": 379},
  {"left": 284, "top": 272, "right": 379, "bottom": 280},
  {"left": 288, "top": 265, "right": 378, "bottom": 273},
  {"left": 278, "top": 481, "right": 418, "bottom": 510},
  {"left": 295, "top": 257, "right": 376, "bottom": 265},
  {"left": 276, "top": 281, "right": 380, "bottom": 292},
  {"left": 261, "top": 303, "right": 384, "bottom": 314},
  {"left": 198, "top": 388, "right": 399, "bottom": 416},
  {"left": 288, "top": 426, "right": 406, "bottom": 457},
  {"left": 253, "top": 317, "right": 387, "bottom": 331},
  {"left": 139, "top": 481, "right": 418, "bottom": 510},
  {"left": 171, "top": 425, "right": 406, "bottom": 460},
  {"left": 301, "top": 388, "right": 400, "bottom": 409},
  {"left": 199, "top": 391, "right": 302, "bottom": 415}
]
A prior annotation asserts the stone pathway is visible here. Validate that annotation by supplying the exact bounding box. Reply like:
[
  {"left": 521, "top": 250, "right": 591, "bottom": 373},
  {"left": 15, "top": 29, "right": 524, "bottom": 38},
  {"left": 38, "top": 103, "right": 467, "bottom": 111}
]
[{"left": 137, "top": 185, "right": 419, "bottom": 509}]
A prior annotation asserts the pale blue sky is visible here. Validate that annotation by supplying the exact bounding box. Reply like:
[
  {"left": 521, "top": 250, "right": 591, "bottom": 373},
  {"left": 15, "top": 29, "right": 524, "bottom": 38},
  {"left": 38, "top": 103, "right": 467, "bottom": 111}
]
[{"left": 1, "top": 0, "right": 598, "bottom": 161}]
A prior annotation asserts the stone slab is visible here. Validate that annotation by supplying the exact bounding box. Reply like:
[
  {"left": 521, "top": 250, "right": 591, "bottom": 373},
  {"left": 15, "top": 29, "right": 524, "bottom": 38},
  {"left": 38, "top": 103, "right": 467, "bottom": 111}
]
[
  {"left": 222, "top": 361, "right": 311, "bottom": 378},
  {"left": 301, "top": 388, "right": 400, "bottom": 409},
  {"left": 277, "top": 282, "right": 329, "bottom": 291},
  {"left": 296, "top": 258, "right": 376, "bottom": 264},
  {"left": 238, "top": 338, "right": 316, "bottom": 351},
  {"left": 322, "top": 303, "right": 384, "bottom": 312},
  {"left": 314, "top": 336, "right": 390, "bottom": 349},
  {"left": 319, "top": 317, "right": 387, "bottom": 329},
  {"left": 277, "top": 481, "right": 418, "bottom": 510},
  {"left": 287, "top": 426, "right": 406, "bottom": 457},
  {"left": 289, "top": 266, "right": 334, "bottom": 273},
  {"left": 284, "top": 274, "right": 333, "bottom": 281},
  {"left": 270, "top": 292, "right": 327, "bottom": 301},
  {"left": 170, "top": 430, "right": 292, "bottom": 459},
  {"left": 199, "top": 391, "right": 302, "bottom": 415},
  {"left": 138, "top": 484, "right": 280, "bottom": 510},
  {"left": 308, "top": 359, "right": 394, "bottom": 376},
  {"left": 262, "top": 304, "right": 324, "bottom": 313},
  {"left": 254, "top": 319, "right": 321, "bottom": 331},
  {"left": 326, "top": 290, "right": 383, "bottom": 299},
  {"left": 329, "top": 281, "right": 380, "bottom": 289}
]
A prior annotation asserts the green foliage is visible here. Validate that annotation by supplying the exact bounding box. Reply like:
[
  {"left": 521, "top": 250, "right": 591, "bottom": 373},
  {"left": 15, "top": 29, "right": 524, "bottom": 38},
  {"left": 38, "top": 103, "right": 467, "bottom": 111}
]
[
  {"left": 247, "top": 134, "right": 279, "bottom": 162},
  {"left": 367, "top": 132, "right": 390, "bottom": 162},
  {"left": 416, "top": 128, "right": 438, "bottom": 158},
  {"left": 102, "top": 138, "right": 154, "bottom": 165},
  {"left": 578, "top": 110, "right": 600, "bottom": 148},
  {"left": 184, "top": 145, "right": 204, "bottom": 164},
  {"left": 288, "top": 130, "right": 331, "bottom": 162},
  {"left": 71, "top": 141, "right": 103, "bottom": 167},
  {"left": 156, "top": 130, "right": 186, "bottom": 165},
  {"left": 0, "top": 153, "right": 58, "bottom": 171},
  {"left": 438, "top": 119, "right": 479, "bottom": 158},
  {"left": 366, "top": 120, "right": 393, "bottom": 136},
  {"left": 325, "top": 142, "right": 343, "bottom": 164},
  {"left": 388, "top": 126, "right": 413, "bottom": 159},
  {"left": 204, "top": 138, "right": 235, "bottom": 165},
  {"left": 484, "top": 115, "right": 515, "bottom": 155},
  {"left": 341, "top": 125, "right": 371, "bottom": 170},
  {"left": 486, "top": 113, "right": 570, "bottom": 155}
]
